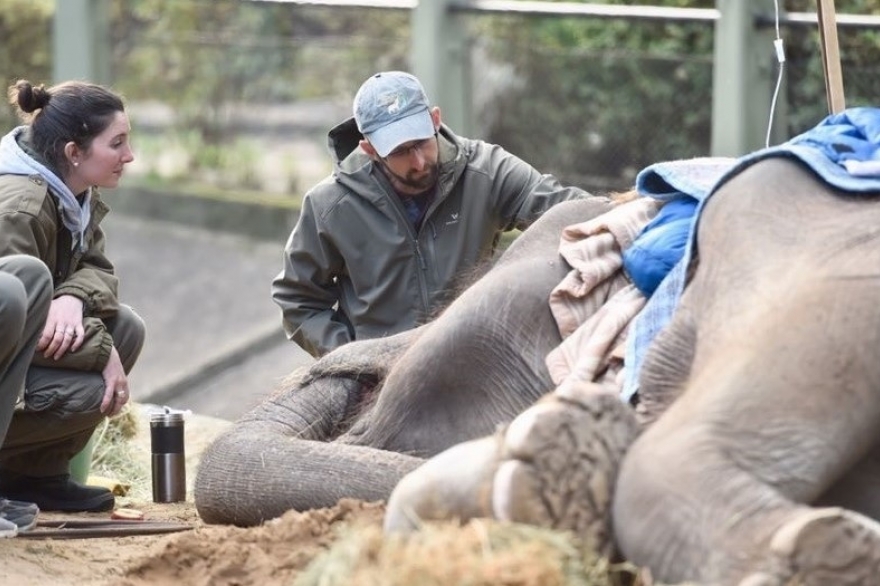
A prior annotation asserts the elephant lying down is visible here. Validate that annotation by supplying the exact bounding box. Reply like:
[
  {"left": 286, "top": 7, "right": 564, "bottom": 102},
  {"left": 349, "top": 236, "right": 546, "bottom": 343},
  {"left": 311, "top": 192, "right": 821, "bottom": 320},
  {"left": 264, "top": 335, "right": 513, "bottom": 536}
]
[
  {"left": 196, "top": 156, "right": 880, "bottom": 585},
  {"left": 384, "top": 156, "right": 880, "bottom": 586},
  {"left": 194, "top": 195, "right": 617, "bottom": 524}
]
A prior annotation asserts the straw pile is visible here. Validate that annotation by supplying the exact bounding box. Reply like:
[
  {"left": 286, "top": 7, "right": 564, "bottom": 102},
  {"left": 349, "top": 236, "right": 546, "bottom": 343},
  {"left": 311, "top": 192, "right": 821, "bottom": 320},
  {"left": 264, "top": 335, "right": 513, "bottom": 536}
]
[{"left": 296, "top": 518, "right": 644, "bottom": 586}]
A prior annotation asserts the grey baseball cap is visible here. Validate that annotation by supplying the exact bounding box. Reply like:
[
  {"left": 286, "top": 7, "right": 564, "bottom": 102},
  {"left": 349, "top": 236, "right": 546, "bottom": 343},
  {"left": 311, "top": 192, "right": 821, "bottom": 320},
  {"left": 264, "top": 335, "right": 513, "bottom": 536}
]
[{"left": 353, "top": 71, "right": 435, "bottom": 158}]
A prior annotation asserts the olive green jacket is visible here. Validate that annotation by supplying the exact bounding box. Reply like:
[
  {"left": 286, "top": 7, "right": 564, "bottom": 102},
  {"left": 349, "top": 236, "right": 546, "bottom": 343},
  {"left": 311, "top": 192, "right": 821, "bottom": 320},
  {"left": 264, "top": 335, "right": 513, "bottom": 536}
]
[
  {"left": 0, "top": 173, "right": 118, "bottom": 372},
  {"left": 272, "top": 120, "right": 597, "bottom": 357}
]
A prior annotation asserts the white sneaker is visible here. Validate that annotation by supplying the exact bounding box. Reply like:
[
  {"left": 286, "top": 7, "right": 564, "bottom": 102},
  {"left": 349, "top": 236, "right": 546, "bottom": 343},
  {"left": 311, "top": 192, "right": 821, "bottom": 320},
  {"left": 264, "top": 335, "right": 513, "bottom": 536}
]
[
  {"left": 0, "top": 498, "right": 38, "bottom": 533},
  {"left": 0, "top": 516, "right": 17, "bottom": 538}
]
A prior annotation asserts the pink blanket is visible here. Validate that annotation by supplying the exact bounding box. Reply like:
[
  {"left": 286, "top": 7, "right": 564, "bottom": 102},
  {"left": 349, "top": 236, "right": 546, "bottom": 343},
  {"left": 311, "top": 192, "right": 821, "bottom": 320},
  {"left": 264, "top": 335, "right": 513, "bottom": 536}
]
[{"left": 546, "top": 197, "right": 661, "bottom": 399}]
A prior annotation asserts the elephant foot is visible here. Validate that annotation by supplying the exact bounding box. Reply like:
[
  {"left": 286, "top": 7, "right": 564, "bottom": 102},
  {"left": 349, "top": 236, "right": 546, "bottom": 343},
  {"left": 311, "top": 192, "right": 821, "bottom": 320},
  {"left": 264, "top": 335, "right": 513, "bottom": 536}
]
[
  {"left": 739, "top": 507, "right": 880, "bottom": 586},
  {"left": 384, "top": 435, "right": 500, "bottom": 533},
  {"left": 491, "top": 387, "right": 639, "bottom": 557}
]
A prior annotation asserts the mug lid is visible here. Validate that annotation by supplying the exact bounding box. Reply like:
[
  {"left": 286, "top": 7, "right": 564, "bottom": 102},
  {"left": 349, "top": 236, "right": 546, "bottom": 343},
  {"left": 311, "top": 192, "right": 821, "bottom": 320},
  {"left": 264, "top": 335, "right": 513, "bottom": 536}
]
[{"left": 149, "top": 406, "right": 190, "bottom": 423}]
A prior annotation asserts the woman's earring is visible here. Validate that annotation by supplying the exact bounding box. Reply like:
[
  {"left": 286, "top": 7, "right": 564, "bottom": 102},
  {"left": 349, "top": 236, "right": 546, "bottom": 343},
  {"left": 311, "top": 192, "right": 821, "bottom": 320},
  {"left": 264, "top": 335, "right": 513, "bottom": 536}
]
[{"left": 73, "top": 162, "right": 79, "bottom": 167}]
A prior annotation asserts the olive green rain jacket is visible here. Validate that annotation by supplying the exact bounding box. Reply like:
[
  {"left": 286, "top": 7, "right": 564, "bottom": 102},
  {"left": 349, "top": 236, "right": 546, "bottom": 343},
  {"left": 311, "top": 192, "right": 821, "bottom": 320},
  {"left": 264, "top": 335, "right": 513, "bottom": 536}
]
[
  {"left": 0, "top": 173, "right": 119, "bottom": 372},
  {"left": 272, "top": 119, "right": 596, "bottom": 358}
]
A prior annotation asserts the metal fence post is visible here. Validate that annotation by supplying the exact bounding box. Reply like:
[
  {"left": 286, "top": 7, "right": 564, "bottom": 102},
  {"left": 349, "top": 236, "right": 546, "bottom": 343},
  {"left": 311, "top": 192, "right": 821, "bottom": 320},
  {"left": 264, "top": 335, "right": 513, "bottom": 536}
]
[
  {"left": 711, "top": 0, "right": 782, "bottom": 156},
  {"left": 411, "top": 0, "right": 473, "bottom": 136},
  {"left": 52, "top": 0, "right": 110, "bottom": 84}
]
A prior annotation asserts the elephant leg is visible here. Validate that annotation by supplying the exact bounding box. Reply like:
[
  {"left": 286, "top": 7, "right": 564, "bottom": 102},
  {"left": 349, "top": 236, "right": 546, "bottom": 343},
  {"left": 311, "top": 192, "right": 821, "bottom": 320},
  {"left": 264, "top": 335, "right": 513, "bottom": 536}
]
[
  {"left": 816, "top": 448, "right": 880, "bottom": 520},
  {"left": 740, "top": 446, "right": 880, "bottom": 585},
  {"left": 738, "top": 507, "right": 880, "bottom": 586},
  {"left": 385, "top": 385, "right": 639, "bottom": 559},
  {"left": 384, "top": 434, "right": 502, "bottom": 533},
  {"left": 492, "top": 387, "right": 638, "bottom": 558},
  {"left": 613, "top": 278, "right": 880, "bottom": 585}
]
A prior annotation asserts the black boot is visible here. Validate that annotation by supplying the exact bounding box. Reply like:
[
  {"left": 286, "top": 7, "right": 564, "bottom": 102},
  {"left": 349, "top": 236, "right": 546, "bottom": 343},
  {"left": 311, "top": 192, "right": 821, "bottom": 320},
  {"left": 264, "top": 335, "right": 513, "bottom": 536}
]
[{"left": 0, "top": 473, "right": 114, "bottom": 513}]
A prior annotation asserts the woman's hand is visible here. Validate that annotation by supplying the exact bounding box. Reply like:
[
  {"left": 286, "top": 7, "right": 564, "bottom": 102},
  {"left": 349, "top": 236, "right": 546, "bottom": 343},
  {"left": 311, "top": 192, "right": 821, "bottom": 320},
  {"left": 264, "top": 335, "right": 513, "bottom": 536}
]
[
  {"left": 100, "top": 346, "right": 130, "bottom": 417},
  {"left": 37, "top": 295, "right": 85, "bottom": 360}
]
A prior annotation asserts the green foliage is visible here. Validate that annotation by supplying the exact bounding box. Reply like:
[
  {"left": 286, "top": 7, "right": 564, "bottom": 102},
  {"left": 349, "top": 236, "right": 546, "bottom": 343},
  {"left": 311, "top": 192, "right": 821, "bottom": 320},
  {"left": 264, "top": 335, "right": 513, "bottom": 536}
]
[
  {"left": 3, "top": 0, "right": 880, "bottom": 196},
  {"left": 476, "top": 0, "right": 717, "bottom": 189},
  {"left": 109, "top": 0, "right": 409, "bottom": 143},
  {"left": 102, "top": 0, "right": 410, "bottom": 192},
  {"left": 783, "top": 1, "right": 880, "bottom": 134},
  {"left": 475, "top": 0, "right": 880, "bottom": 191},
  {"left": 0, "top": 0, "right": 52, "bottom": 130}
]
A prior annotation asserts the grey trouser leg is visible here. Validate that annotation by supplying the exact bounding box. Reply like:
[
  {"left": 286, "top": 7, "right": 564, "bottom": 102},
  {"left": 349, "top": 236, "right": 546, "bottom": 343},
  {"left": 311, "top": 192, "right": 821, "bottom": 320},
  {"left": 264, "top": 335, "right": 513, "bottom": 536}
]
[
  {"left": 0, "top": 256, "right": 52, "bottom": 445},
  {"left": 0, "top": 304, "right": 146, "bottom": 477}
]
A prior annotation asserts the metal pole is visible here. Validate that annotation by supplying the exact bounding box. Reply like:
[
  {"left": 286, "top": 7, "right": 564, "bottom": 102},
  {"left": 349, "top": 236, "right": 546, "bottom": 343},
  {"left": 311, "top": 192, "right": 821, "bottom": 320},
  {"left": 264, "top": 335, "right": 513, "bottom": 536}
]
[
  {"left": 711, "top": 0, "right": 778, "bottom": 156},
  {"left": 52, "top": 0, "right": 110, "bottom": 84},
  {"left": 412, "top": 0, "right": 473, "bottom": 136}
]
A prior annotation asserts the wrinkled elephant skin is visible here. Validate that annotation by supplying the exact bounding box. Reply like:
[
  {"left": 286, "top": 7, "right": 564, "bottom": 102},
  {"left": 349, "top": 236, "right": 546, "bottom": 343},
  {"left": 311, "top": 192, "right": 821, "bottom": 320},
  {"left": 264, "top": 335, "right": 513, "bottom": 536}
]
[
  {"left": 385, "top": 158, "right": 880, "bottom": 586},
  {"left": 614, "top": 158, "right": 880, "bottom": 585},
  {"left": 194, "top": 197, "right": 615, "bottom": 526}
]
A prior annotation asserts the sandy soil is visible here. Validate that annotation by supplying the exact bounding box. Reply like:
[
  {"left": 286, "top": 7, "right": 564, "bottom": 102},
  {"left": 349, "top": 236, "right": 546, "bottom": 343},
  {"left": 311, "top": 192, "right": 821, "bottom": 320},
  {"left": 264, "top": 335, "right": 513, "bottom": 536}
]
[
  {"left": 1, "top": 409, "right": 382, "bottom": 586},
  {"left": 3, "top": 498, "right": 384, "bottom": 586}
]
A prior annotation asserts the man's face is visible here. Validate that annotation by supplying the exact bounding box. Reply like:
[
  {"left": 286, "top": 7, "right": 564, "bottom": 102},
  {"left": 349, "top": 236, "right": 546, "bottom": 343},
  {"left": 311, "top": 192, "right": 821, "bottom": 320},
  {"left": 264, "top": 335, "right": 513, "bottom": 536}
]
[{"left": 378, "top": 134, "right": 439, "bottom": 195}]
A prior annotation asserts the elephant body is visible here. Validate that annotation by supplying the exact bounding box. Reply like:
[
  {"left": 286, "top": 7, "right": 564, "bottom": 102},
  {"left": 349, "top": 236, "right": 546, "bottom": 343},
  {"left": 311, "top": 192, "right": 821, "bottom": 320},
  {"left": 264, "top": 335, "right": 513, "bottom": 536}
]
[
  {"left": 614, "top": 157, "right": 880, "bottom": 584},
  {"left": 196, "top": 155, "right": 880, "bottom": 585}
]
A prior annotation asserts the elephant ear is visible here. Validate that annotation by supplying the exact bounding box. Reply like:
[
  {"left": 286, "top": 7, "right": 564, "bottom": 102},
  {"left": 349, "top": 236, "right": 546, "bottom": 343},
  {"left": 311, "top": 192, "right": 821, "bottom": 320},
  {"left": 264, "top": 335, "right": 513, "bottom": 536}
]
[{"left": 635, "top": 303, "right": 696, "bottom": 427}]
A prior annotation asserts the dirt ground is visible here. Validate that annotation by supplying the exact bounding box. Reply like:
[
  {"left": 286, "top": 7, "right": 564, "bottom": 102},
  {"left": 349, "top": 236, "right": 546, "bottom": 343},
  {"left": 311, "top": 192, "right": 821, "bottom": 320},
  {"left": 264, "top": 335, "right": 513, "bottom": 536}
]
[
  {"left": 0, "top": 407, "right": 642, "bottom": 586},
  {"left": 1, "top": 409, "right": 384, "bottom": 586},
  {"left": 2, "top": 498, "right": 384, "bottom": 586}
]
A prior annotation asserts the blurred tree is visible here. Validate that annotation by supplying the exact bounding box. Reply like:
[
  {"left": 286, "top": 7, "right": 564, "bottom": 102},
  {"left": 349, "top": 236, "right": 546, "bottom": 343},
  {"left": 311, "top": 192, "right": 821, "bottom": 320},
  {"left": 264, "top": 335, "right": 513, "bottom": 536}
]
[
  {"left": 110, "top": 0, "right": 303, "bottom": 144},
  {"left": 475, "top": 0, "right": 880, "bottom": 191},
  {"left": 108, "top": 0, "right": 409, "bottom": 144},
  {"left": 783, "top": 0, "right": 880, "bottom": 133},
  {"left": 475, "top": 0, "right": 717, "bottom": 190},
  {"left": 1, "top": 0, "right": 878, "bottom": 193},
  {"left": 0, "top": 0, "right": 52, "bottom": 131}
]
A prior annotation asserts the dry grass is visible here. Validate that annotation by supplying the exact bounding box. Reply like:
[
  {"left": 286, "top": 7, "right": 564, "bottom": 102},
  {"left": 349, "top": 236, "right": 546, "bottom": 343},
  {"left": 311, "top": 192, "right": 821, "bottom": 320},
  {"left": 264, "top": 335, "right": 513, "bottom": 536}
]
[
  {"left": 89, "top": 405, "right": 152, "bottom": 500},
  {"left": 295, "top": 518, "right": 644, "bottom": 586}
]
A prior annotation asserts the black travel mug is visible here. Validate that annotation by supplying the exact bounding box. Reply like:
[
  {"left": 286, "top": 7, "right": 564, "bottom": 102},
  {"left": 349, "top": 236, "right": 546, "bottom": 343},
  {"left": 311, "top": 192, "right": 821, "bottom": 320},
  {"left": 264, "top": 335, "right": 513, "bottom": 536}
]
[{"left": 150, "top": 407, "right": 187, "bottom": 502}]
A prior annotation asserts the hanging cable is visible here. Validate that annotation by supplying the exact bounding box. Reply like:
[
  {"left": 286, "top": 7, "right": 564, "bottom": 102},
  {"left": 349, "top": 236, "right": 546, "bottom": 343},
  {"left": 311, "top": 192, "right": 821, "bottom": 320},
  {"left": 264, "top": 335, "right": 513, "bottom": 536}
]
[{"left": 765, "top": 0, "right": 785, "bottom": 148}]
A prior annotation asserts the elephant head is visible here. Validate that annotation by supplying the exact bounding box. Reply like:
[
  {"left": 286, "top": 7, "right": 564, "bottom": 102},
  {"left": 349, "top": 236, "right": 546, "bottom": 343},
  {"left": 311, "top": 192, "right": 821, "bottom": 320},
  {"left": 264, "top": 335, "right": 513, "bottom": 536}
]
[{"left": 194, "top": 196, "right": 615, "bottom": 526}]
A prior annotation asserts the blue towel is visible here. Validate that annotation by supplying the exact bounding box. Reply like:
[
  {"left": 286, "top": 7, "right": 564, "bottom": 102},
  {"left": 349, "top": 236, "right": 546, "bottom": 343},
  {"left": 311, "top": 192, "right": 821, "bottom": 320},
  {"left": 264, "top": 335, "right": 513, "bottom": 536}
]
[
  {"left": 622, "top": 107, "right": 880, "bottom": 403},
  {"left": 620, "top": 157, "right": 736, "bottom": 402},
  {"left": 623, "top": 197, "right": 697, "bottom": 297},
  {"left": 622, "top": 157, "right": 738, "bottom": 299},
  {"left": 634, "top": 156, "right": 739, "bottom": 203}
]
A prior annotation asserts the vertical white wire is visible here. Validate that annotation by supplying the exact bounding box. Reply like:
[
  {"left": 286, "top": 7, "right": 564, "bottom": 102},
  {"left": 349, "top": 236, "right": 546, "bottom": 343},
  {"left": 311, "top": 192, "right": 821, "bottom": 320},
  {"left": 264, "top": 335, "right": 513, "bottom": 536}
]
[{"left": 766, "top": 0, "right": 785, "bottom": 148}]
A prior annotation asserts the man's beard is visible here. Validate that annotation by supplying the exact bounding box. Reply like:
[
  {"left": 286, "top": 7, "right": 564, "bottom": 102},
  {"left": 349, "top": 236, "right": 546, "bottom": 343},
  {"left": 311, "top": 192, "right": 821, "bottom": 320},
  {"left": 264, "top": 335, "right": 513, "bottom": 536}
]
[{"left": 380, "top": 160, "right": 439, "bottom": 192}]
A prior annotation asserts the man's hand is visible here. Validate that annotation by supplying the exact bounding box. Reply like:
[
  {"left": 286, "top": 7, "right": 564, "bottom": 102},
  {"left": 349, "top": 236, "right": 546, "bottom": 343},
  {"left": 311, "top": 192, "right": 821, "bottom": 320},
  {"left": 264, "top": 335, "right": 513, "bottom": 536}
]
[
  {"left": 37, "top": 295, "right": 85, "bottom": 360},
  {"left": 100, "top": 346, "right": 129, "bottom": 417}
]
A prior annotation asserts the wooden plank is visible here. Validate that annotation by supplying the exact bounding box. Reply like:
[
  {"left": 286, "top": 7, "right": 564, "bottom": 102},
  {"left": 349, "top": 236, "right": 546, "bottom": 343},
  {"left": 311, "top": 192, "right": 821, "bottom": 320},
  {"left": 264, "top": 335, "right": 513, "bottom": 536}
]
[{"left": 817, "top": 0, "right": 846, "bottom": 113}]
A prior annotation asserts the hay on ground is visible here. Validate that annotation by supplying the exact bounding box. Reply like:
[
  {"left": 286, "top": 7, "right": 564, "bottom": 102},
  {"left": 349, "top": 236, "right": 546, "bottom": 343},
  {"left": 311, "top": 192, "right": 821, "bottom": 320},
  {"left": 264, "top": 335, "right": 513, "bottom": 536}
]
[{"left": 295, "top": 518, "right": 642, "bottom": 586}]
